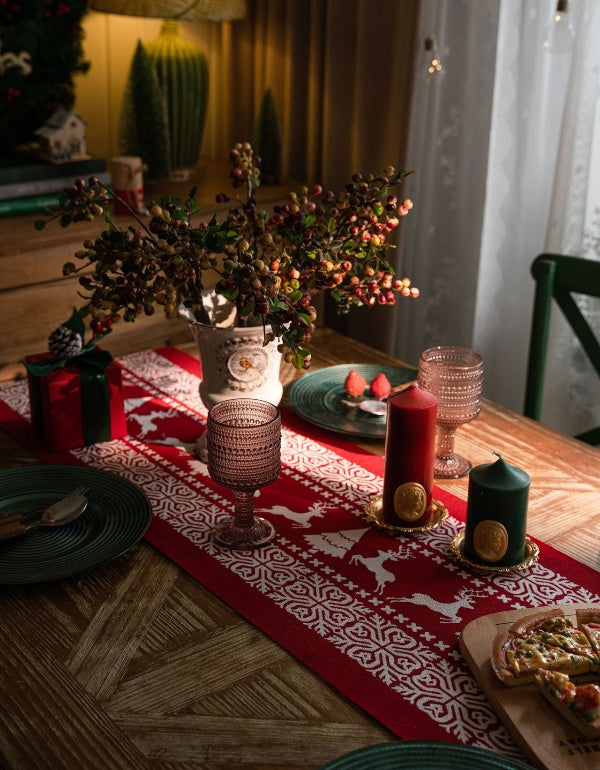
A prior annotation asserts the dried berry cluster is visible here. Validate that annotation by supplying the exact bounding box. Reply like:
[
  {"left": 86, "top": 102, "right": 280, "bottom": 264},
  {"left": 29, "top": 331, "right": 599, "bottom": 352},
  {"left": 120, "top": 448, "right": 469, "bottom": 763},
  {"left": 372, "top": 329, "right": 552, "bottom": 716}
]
[{"left": 36, "top": 142, "right": 418, "bottom": 369}]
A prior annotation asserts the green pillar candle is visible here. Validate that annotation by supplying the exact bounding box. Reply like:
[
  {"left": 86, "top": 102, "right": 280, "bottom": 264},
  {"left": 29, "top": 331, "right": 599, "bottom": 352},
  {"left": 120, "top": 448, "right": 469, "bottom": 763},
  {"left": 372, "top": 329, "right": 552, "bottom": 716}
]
[{"left": 463, "top": 452, "right": 530, "bottom": 568}]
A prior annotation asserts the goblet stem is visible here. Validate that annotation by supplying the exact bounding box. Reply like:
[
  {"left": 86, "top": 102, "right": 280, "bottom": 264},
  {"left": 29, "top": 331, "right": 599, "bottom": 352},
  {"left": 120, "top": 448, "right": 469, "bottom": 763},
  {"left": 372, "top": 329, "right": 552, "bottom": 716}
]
[
  {"left": 232, "top": 490, "right": 256, "bottom": 530},
  {"left": 436, "top": 424, "right": 457, "bottom": 461},
  {"left": 212, "top": 490, "right": 277, "bottom": 550},
  {"left": 434, "top": 424, "right": 472, "bottom": 479}
]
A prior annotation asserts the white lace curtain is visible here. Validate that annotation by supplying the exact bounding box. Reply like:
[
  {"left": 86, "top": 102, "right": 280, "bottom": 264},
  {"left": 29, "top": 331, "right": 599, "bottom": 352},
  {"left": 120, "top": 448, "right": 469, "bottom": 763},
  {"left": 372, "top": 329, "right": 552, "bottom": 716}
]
[{"left": 395, "top": 0, "right": 600, "bottom": 437}]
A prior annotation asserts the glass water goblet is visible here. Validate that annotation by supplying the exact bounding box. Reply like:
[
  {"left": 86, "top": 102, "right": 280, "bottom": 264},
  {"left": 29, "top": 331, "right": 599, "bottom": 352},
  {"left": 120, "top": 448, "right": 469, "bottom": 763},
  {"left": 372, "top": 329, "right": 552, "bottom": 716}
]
[
  {"left": 418, "top": 346, "right": 484, "bottom": 479},
  {"left": 206, "top": 398, "right": 281, "bottom": 549}
]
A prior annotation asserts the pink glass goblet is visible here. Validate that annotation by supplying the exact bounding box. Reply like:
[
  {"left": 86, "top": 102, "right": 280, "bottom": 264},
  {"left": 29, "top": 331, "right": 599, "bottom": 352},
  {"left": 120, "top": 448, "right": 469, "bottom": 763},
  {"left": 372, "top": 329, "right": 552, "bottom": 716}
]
[
  {"left": 206, "top": 398, "right": 281, "bottom": 549},
  {"left": 417, "top": 346, "right": 484, "bottom": 479}
]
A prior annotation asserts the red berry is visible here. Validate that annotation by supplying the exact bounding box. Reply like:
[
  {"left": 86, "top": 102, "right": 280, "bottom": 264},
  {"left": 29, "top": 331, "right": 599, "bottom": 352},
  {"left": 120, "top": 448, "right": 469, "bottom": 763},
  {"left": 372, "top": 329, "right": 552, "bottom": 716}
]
[
  {"left": 344, "top": 369, "right": 367, "bottom": 398},
  {"left": 370, "top": 373, "right": 392, "bottom": 399}
]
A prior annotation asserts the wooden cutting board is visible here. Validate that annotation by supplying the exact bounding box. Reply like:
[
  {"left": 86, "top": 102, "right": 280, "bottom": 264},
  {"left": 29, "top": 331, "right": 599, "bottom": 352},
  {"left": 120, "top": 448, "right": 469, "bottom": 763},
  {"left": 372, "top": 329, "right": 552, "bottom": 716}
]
[{"left": 459, "top": 603, "right": 600, "bottom": 770}]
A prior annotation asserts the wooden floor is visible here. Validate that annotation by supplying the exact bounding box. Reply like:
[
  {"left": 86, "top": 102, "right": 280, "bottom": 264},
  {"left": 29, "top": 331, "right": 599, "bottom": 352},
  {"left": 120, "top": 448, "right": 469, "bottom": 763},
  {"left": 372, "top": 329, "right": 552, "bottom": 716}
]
[{"left": 0, "top": 329, "right": 598, "bottom": 769}]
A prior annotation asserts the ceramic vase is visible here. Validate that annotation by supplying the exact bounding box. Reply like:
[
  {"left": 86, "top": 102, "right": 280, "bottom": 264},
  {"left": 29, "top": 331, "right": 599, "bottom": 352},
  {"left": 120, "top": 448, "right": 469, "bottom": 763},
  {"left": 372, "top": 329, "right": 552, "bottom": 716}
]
[{"left": 188, "top": 321, "right": 283, "bottom": 411}]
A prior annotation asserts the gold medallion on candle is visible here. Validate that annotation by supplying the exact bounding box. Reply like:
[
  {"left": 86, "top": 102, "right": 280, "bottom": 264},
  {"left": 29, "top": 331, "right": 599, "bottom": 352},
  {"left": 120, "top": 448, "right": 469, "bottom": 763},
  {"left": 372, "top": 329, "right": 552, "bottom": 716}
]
[
  {"left": 472, "top": 520, "right": 509, "bottom": 562},
  {"left": 393, "top": 482, "right": 427, "bottom": 522}
]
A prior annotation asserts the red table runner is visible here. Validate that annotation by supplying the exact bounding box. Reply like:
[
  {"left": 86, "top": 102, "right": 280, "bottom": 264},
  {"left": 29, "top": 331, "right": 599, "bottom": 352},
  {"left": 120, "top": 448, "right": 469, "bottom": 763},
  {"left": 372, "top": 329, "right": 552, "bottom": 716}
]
[{"left": 1, "top": 346, "right": 599, "bottom": 763}]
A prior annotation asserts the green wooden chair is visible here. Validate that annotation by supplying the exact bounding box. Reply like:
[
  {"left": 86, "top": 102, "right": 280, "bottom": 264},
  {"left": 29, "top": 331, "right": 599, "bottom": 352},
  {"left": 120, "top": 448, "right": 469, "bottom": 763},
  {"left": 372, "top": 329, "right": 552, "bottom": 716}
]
[{"left": 524, "top": 253, "right": 600, "bottom": 445}]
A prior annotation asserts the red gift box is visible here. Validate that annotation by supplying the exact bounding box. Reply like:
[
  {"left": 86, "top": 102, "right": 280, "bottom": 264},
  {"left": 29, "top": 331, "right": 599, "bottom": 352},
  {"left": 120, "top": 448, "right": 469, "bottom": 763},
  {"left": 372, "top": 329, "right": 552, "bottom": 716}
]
[{"left": 25, "top": 352, "right": 127, "bottom": 452}]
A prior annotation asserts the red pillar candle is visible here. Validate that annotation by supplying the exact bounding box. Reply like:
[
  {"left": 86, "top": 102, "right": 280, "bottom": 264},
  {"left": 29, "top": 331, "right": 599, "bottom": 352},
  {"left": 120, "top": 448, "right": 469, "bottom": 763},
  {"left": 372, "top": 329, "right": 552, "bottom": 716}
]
[{"left": 382, "top": 384, "right": 438, "bottom": 526}]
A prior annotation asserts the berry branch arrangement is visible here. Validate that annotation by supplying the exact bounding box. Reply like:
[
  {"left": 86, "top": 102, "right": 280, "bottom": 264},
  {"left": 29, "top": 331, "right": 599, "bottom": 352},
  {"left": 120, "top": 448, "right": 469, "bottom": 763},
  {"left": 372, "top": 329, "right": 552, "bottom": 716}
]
[{"left": 36, "top": 142, "right": 418, "bottom": 369}]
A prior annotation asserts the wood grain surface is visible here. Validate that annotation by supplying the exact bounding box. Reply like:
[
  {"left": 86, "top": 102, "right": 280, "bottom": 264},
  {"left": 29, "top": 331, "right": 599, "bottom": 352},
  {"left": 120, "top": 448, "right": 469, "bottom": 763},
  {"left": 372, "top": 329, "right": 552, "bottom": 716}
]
[
  {"left": 460, "top": 604, "right": 600, "bottom": 770},
  {"left": 0, "top": 328, "right": 599, "bottom": 769}
]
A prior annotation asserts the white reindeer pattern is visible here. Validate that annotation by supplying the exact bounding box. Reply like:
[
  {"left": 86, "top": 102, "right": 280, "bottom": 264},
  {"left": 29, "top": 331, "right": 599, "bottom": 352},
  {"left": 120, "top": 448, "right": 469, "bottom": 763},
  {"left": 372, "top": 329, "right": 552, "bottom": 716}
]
[
  {"left": 256, "top": 501, "right": 332, "bottom": 528},
  {"left": 126, "top": 399, "right": 180, "bottom": 435},
  {"left": 350, "top": 548, "right": 411, "bottom": 594},
  {"left": 392, "top": 587, "right": 493, "bottom": 623}
]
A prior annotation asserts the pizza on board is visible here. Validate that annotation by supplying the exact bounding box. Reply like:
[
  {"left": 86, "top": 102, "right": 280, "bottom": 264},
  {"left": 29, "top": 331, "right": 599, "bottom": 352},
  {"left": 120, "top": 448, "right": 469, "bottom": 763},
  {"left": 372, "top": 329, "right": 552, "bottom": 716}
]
[
  {"left": 576, "top": 608, "right": 600, "bottom": 654},
  {"left": 491, "top": 607, "right": 599, "bottom": 686},
  {"left": 490, "top": 606, "right": 600, "bottom": 738},
  {"left": 535, "top": 670, "right": 600, "bottom": 740}
]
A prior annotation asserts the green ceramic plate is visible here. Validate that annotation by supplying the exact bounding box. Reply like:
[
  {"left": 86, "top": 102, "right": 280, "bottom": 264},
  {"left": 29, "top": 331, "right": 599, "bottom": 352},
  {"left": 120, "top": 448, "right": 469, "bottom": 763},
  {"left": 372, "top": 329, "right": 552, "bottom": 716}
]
[
  {"left": 288, "top": 363, "right": 415, "bottom": 438},
  {"left": 320, "top": 741, "right": 534, "bottom": 769},
  {"left": 0, "top": 465, "right": 152, "bottom": 584}
]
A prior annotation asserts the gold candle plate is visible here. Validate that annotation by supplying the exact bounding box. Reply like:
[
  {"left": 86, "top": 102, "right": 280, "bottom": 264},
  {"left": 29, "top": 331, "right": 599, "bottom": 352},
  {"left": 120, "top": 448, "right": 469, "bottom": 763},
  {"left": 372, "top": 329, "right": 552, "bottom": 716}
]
[
  {"left": 449, "top": 529, "right": 540, "bottom": 573},
  {"left": 364, "top": 495, "right": 448, "bottom": 535}
]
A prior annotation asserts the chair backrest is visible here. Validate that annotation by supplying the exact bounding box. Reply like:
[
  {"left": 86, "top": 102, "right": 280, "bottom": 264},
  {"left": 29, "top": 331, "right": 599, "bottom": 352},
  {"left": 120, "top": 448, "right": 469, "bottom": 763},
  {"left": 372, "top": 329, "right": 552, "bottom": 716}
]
[{"left": 524, "top": 253, "right": 600, "bottom": 445}]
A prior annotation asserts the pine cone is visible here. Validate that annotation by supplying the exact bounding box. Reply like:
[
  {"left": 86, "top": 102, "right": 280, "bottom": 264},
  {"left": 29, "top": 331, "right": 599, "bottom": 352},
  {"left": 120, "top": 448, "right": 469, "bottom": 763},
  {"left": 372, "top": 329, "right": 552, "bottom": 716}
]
[{"left": 48, "top": 325, "right": 83, "bottom": 360}]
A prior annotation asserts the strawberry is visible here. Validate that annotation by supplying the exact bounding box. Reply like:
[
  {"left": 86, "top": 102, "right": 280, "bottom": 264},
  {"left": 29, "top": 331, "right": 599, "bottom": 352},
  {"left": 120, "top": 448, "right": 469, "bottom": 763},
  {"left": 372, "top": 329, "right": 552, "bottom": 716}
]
[
  {"left": 370, "top": 372, "right": 392, "bottom": 399},
  {"left": 344, "top": 369, "right": 367, "bottom": 398}
]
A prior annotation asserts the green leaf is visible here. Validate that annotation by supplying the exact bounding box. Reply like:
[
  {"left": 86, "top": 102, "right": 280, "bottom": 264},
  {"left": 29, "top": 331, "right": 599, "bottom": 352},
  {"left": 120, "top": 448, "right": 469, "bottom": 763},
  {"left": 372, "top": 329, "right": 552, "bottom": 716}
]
[
  {"left": 241, "top": 298, "right": 256, "bottom": 317},
  {"left": 222, "top": 286, "right": 239, "bottom": 301},
  {"left": 63, "top": 307, "right": 86, "bottom": 338},
  {"left": 270, "top": 298, "right": 288, "bottom": 312},
  {"left": 390, "top": 168, "right": 415, "bottom": 185}
]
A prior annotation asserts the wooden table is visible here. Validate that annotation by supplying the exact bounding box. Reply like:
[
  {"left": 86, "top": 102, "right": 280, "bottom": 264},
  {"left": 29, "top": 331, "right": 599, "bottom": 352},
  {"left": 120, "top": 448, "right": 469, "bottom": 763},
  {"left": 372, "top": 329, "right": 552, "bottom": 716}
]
[{"left": 0, "top": 328, "right": 598, "bottom": 770}]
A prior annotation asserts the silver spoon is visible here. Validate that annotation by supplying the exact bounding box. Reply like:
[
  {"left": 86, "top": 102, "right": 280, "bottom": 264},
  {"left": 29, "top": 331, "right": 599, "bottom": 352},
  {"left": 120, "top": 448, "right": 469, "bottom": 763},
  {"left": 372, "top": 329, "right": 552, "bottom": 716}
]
[
  {"left": 0, "top": 488, "right": 89, "bottom": 542},
  {"left": 340, "top": 398, "right": 388, "bottom": 417}
]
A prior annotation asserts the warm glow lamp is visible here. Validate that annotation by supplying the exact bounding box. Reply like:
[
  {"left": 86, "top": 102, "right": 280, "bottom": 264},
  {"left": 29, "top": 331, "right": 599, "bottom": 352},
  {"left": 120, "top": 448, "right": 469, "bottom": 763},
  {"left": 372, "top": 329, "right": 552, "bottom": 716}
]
[
  {"left": 88, "top": 1, "right": 246, "bottom": 24},
  {"left": 89, "top": 1, "right": 247, "bottom": 177},
  {"left": 424, "top": 36, "right": 445, "bottom": 86}
]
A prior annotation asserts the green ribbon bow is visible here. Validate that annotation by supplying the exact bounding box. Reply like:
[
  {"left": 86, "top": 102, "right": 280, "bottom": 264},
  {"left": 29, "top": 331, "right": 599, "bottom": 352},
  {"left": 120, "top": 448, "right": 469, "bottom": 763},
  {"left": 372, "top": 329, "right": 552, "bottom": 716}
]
[
  {"left": 25, "top": 310, "right": 116, "bottom": 446},
  {"left": 23, "top": 309, "right": 113, "bottom": 377}
]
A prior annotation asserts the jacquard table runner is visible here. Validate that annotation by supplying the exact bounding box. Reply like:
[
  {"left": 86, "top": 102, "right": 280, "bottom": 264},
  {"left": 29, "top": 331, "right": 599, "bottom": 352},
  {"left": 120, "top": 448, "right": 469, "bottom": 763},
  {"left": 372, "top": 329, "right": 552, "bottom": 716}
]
[{"left": 1, "top": 346, "right": 599, "bottom": 763}]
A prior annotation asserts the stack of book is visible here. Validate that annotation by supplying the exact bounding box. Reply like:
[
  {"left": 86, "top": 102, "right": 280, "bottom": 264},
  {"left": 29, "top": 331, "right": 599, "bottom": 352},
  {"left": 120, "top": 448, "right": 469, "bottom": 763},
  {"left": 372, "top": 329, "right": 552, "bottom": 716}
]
[{"left": 0, "top": 157, "right": 110, "bottom": 218}]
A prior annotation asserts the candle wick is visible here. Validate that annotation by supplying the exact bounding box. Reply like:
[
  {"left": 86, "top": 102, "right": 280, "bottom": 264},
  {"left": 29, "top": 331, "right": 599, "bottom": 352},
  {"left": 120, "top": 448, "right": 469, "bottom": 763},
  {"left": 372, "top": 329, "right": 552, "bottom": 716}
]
[{"left": 392, "top": 380, "right": 418, "bottom": 394}]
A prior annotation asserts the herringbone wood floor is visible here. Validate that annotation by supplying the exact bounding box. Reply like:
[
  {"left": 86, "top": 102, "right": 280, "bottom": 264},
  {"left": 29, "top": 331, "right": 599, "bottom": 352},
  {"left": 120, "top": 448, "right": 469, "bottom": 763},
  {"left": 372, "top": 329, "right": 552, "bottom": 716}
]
[{"left": 1, "top": 330, "right": 598, "bottom": 769}]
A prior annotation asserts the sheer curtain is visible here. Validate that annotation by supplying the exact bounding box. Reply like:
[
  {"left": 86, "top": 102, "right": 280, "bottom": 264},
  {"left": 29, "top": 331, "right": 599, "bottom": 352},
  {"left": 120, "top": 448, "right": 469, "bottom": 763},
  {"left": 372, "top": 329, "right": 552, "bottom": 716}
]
[
  {"left": 541, "top": 2, "right": 600, "bottom": 436},
  {"left": 395, "top": 0, "right": 600, "bottom": 438},
  {"left": 476, "top": 0, "right": 600, "bottom": 436}
]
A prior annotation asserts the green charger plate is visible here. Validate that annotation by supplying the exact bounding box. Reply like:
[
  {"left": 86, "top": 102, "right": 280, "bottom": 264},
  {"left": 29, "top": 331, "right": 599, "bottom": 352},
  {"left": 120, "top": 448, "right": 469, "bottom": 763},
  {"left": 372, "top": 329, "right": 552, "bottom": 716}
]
[
  {"left": 0, "top": 465, "right": 152, "bottom": 584},
  {"left": 320, "top": 741, "right": 534, "bottom": 769},
  {"left": 287, "top": 363, "right": 415, "bottom": 438}
]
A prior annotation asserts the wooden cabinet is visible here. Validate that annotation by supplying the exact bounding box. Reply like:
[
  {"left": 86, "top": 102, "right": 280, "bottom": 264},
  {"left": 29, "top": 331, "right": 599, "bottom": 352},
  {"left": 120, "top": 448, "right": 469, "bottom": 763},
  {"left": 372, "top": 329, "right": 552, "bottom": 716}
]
[{"left": 0, "top": 160, "right": 292, "bottom": 382}]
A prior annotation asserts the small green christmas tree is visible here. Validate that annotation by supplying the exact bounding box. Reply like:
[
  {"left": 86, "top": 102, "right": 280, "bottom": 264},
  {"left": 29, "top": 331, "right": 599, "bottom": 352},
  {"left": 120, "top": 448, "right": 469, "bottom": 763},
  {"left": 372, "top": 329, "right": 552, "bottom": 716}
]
[
  {"left": 119, "top": 41, "right": 171, "bottom": 181},
  {"left": 253, "top": 89, "right": 282, "bottom": 185}
]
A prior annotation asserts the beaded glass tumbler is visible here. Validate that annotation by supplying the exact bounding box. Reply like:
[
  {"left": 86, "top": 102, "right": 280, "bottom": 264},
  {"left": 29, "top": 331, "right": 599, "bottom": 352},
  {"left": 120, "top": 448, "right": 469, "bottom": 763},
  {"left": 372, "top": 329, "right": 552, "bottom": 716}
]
[
  {"left": 207, "top": 398, "right": 281, "bottom": 549},
  {"left": 417, "top": 346, "right": 484, "bottom": 479}
]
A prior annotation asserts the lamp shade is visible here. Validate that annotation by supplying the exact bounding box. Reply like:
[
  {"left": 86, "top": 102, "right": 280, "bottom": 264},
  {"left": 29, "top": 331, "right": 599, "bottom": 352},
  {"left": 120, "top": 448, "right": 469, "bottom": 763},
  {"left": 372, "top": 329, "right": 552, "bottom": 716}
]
[{"left": 89, "top": 0, "right": 246, "bottom": 21}]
